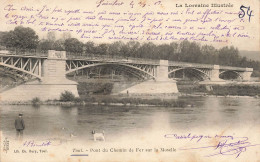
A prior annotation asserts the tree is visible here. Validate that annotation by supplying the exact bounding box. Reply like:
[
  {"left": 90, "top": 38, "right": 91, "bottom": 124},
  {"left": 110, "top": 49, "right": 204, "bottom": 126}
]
[
  {"left": 62, "top": 32, "right": 71, "bottom": 40},
  {"left": 47, "top": 31, "right": 56, "bottom": 41},
  {"left": 137, "top": 42, "right": 156, "bottom": 58},
  {"left": 178, "top": 41, "right": 202, "bottom": 62},
  {"left": 37, "top": 39, "right": 54, "bottom": 51},
  {"left": 179, "top": 40, "right": 191, "bottom": 61},
  {"left": 124, "top": 41, "right": 140, "bottom": 58},
  {"left": 84, "top": 41, "right": 95, "bottom": 54},
  {"left": 53, "top": 39, "right": 65, "bottom": 51},
  {"left": 218, "top": 46, "right": 239, "bottom": 66},
  {"left": 2, "top": 26, "right": 39, "bottom": 49},
  {"left": 108, "top": 41, "right": 124, "bottom": 57},
  {"left": 239, "top": 57, "right": 248, "bottom": 67},
  {"left": 156, "top": 44, "right": 174, "bottom": 60},
  {"left": 188, "top": 42, "right": 202, "bottom": 63},
  {"left": 201, "top": 45, "right": 218, "bottom": 64},
  {"left": 0, "top": 31, "right": 8, "bottom": 47},
  {"left": 95, "top": 43, "right": 109, "bottom": 55},
  {"left": 64, "top": 38, "right": 83, "bottom": 53}
]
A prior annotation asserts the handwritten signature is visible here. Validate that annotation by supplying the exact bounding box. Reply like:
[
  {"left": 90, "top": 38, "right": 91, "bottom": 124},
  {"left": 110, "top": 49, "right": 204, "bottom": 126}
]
[
  {"left": 165, "top": 133, "right": 260, "bottom": 158},
  {"left": 23, "top": 140, "right": 51, "bottom": 147},
  {"left": 208, "top": 137, "right": 260, "bottom": 158},
  {"left": 23, "top": 139, "right": 62, "bottom": 147}
]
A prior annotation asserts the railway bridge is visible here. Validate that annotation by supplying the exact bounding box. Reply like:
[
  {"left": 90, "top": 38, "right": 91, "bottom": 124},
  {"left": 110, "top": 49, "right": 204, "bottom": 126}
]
[{"left": 0, "top": 50, "right": 253, "bottom": 101}]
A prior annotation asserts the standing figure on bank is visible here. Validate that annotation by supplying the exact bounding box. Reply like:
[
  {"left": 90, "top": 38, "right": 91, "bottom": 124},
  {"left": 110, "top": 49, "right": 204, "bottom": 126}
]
[{"left": 15, "top": 113, "right": 25, "bottom": 140}]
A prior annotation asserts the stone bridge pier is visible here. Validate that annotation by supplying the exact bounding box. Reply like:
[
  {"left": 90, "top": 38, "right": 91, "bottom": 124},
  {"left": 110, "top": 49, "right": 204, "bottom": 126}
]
[
  {"left": 120, "top": 60, "right": 179, "bottom": 94},
  {"left": 199, "top": 65, "right": 253, "bottom": 82},
  {"left": 1, "top": 51, "right": 78, "bottom": 101},
  {"left": 209, "top": 65, "right": 221, "bottom": 81},
  {"left": 239, "top": 68, "right": 253, "bottom": 81}
]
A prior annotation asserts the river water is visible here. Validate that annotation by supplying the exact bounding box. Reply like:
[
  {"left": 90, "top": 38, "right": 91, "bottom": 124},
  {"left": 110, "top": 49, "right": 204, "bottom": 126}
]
[{"left": 1, "top": 96, "right": 259, "bottom": 142}]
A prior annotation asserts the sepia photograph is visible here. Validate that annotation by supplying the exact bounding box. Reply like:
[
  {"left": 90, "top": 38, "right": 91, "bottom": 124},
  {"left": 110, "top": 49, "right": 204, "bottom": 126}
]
[{"left": 0, "top": 0, "right": 259, "bottom": 161}]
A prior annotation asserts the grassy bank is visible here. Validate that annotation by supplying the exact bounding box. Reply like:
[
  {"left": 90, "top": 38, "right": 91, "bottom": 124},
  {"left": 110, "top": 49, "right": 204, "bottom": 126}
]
[
  {"left": 178, "top": 83, "right": 260, "bottom": 96},
  {"left": 1, "top": 95, "right": 187, "bottom": 107},
  {"left": 58, "top": 94, "right": 186, "bottom": 107},
  {"left": 85, "top": 96, "right": 186, "bottom": 107},
  {"left": 2, "top": 82, "right": 259, "bottom": 106},
  {"left": 76, "top": 81, "right": 260, "bottom": 97},
  {"left": 77, "top": 82, "right": 114, "bottom": 95},
  {"left": 208, "top": 85, "right": 260, "bottom": 96}
]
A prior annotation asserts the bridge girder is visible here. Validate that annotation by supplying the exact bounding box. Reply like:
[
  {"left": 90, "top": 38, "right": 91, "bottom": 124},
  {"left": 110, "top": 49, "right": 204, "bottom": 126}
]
[
  {"left": 219, "top": 70, "right": 243, "bottom": 80},
  {"left": 0, "top": 55, "right": 43, "bottom": 80},
  {"left": 0, "top": 67, "right": 24, "bottom": 81},
  {"left": 168, "top": 66, "right": 211, "bottom": 80},
  {"left": 65, "top": 60, "right": 156, "bottom": 80},
  {"left": 113, "top": 65, "right": 148, "bottom": 80},
  {"left": 74, "top": 65, "right": 148, "bottom": 80}
]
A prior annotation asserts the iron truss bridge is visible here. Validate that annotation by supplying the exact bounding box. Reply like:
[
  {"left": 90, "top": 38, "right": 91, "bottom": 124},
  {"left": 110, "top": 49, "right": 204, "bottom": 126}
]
[{"left": 0, "top": 51, "right": 253, "bottom": 81}]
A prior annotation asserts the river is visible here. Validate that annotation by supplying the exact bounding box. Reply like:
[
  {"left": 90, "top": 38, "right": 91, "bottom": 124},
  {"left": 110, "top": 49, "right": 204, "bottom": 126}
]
[{"left": 1, "top": 96, "right": 260, "bottom": 142}]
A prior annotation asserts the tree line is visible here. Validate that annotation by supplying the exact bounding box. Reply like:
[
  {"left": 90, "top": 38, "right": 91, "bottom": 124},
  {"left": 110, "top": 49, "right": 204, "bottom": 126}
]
[{"left": 0, "top": 26, "right": 259, "bottom": 77}]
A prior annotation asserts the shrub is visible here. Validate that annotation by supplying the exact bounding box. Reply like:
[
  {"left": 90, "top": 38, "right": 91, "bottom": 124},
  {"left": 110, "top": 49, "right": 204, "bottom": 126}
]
[
  {"left": 60, "top": 91, "right": 75, "bottom": 102},
  {"left": 121, "top": 98, "right": 128, "bottom": 105},
  {"left": 32, "top": 97, "right": 41, "bottom": 105},
  {"left": 73, "top": 97, "right": 83, "bottom": 103}
]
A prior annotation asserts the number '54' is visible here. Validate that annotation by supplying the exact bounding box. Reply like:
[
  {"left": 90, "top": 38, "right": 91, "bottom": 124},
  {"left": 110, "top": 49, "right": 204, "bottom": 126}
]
[{"left": 239, "top": 5, "right": 253, "bottom": 22}]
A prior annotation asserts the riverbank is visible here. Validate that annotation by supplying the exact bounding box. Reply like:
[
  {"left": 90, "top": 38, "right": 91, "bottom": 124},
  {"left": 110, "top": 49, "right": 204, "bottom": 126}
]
[
  {"left": 1, "top": 92, "right": 258, "bottom": 107},
  {"left": 0, "top": 95, "right": 188, "bottom": 107},
  {"left": 1, "top": 82, "right": 260, "bottom": 106},
  {"left": 177, "top": 83, "right": 260, "bottom": 97},
  {"left": 76, "top": 81, "right": 260, "bottom": 97}
]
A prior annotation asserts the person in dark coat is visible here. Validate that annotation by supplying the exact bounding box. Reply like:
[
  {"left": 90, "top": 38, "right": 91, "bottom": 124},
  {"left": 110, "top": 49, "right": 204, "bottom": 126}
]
[{"left": 15, "top": 113, "right": 25, "bottom": 139}]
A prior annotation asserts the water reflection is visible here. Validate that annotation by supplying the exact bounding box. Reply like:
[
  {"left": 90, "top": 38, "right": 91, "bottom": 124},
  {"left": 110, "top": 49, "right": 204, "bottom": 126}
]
[{"left": 0, "top": 96, "right": 259, "bottom": 142}]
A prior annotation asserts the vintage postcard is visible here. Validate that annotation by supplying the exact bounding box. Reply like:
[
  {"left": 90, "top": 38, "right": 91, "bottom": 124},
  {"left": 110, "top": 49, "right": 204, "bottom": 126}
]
[{"left": 0, "top": 0, "right": 259, "bottom": 161}]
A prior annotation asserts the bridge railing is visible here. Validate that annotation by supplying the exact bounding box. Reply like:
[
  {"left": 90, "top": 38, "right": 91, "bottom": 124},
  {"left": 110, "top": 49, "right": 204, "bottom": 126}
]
[
  {"left": 66, "top": 52, "right": 160, "bottom": 65},
  {"left": 0, "top": 49, "right": 159, "bottom": 64},
  {"left": 169, "top": 61, "right": 214, "bottom": 69},
  {"left": 0, "top": 48, "right": 48, "bottom": 57},
  {"left": 219, "top": 65, "right": 249, "bottom": 71},
  {"left": 169, "top": 61, "right": 250, "bottom": 71},
  {"left": 0, "top": 49, "right": 252, "bottom": 71}
]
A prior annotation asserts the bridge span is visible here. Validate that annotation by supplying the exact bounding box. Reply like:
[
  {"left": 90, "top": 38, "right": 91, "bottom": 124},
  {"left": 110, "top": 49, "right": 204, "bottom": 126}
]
[{"left": 0, "top": 50, "right": 253, "bottom": 101}]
